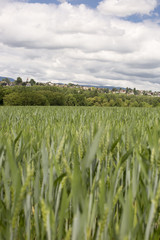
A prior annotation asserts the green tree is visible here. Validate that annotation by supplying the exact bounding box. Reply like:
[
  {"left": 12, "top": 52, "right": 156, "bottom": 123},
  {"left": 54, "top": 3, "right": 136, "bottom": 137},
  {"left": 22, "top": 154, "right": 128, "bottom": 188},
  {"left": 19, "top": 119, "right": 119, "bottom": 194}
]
[
  {"left": 129, "top": 100, "right": 139, "bottom": 107},
  {"left": 104, "top": 88, "right": 109, "bottom": 93},
  {"left": 74, "top": 94, "right": 86, "bottom": 106},
  {"left": 114, "top": 98, "right": 123, "bottom": 107},
  {"left": 22, "top": 82, "right": 27, "bottom": 86},
  {"left": 139, "top": 101, "right": 152, "bottom": 107},
  {"left": 86, "top": 97, "right": 94, "bottom": 106},
  {"left": 3, "top": 92, "right": 49, "bottom": 106},
  {"left": 65, "top": 94, "right": 77, "bottom": 106},
  {"left": 133, "top": 88, "right": 139, "bottom": 95},
  {"left": 0, "top": 87, "right": 5, "bottom": 105},
  {"left": 112, "top": 88, "right": 118, "bottom": 92},
  {"left": 3, "top": 78, "right": 10, "bottom": 84},
  {"left": 41, "top": 91, "right": 65, "bottom": 105},
  {"left": 3, "top": 92, "right": 23, "bottom": 105},
  {"left": 15, "top": 77, "right": 23, "bottom": 85},
  {"left": 29, "top": 79, "right": 36, "bottom": 86},
  {"left": 109, "top": 99, "right": 115, "bottom": 106},
  {"left": 126, "top": 87, "right": 129, "bottom": 94}
]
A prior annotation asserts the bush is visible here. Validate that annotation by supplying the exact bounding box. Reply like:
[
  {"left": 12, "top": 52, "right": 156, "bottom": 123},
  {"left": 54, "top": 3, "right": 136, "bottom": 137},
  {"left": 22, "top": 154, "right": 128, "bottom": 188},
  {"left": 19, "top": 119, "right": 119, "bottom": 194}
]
[{"left": 3, "top": 92, "right": 49, "bottom": 106}]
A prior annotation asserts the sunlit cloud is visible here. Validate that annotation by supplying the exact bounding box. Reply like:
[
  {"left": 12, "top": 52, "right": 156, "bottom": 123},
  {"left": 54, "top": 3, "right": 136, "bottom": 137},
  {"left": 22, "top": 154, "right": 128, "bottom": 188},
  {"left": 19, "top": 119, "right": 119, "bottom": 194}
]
[{"left": 0, "top": 0, "right": 160, "bottom": 90}]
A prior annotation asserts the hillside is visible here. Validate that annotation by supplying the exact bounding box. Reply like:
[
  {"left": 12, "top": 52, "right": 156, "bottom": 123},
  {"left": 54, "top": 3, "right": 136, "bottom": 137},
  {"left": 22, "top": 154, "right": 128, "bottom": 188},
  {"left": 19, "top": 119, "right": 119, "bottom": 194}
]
[
  {"left": 0, "top": 76, "right": 15, "bottom": 82},
  {"left": 80, "top": 85, "right": 125, "bottom": 90}
]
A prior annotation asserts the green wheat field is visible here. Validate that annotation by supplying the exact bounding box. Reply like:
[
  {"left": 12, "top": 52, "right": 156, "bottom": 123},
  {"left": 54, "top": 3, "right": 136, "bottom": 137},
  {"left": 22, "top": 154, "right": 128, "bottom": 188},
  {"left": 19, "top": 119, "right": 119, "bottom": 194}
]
[{"left": 0, "top": 106, "right": 160, "bottom": 240}]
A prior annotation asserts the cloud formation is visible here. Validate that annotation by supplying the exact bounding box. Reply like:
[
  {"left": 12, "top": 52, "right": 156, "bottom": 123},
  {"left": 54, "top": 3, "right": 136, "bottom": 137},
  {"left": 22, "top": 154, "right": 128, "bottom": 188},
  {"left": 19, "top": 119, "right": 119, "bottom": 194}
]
[
  {"left": 98, "top": 0, "right": 158, "bottom": 17},
  {"left": 0, "top": 0, "right": 160, "bottom": 90}
]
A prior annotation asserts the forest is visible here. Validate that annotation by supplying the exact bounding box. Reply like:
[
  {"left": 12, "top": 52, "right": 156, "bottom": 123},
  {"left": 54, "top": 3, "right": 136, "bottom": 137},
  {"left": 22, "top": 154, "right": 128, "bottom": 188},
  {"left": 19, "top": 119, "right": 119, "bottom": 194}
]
[{"left": 0, "top": 85, "right": 160, "bottom": 107}]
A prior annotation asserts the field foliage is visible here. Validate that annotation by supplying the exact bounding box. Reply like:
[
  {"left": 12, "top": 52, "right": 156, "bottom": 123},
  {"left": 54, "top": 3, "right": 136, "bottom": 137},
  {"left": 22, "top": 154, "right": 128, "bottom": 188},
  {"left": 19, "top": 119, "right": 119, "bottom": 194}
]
[
  {"left": 0, "top": 106, "right": 160, "bottom": 240},
  {"left": 1, "top": 85, "right": 160, "bottom": 107}
]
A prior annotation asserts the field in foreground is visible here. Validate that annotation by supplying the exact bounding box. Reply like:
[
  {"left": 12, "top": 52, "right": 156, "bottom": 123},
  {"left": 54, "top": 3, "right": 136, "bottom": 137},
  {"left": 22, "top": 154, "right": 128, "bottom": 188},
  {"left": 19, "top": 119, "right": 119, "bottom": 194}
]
[{"left": 0, "top": 106, "right": 160, "bottom": 240}]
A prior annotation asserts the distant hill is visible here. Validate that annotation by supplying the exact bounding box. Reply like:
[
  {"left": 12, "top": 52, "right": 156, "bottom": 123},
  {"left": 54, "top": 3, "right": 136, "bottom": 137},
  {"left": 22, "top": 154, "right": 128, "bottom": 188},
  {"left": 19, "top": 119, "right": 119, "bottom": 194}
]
[
  {"left": 0, "top": 76, "right": 15, "bottom": 82},
  {"left": 57, "top": 83, "right": 126, "bottom": 90},
  {"left": 0, "top": 78, "right": 125, "bottom": 89},
  {"left": 80, "top": 85, "right": 126, "bottom": 90}
]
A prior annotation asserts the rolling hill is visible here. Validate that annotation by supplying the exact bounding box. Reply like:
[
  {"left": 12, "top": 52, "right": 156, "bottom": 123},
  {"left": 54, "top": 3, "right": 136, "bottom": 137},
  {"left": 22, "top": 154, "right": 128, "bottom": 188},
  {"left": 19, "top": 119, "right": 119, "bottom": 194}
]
[{"left": 0, "top": 76, "right": 15, "bottom": 82}]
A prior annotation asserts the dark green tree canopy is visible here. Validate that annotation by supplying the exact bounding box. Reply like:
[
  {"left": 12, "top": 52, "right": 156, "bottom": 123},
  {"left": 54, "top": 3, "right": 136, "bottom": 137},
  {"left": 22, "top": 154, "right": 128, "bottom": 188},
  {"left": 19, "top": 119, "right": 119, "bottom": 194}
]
[
  {"left": 29, "top": 79, "right": 36, "bottom": 86},
  {"left": 15, "top": 77, "right": 23, "bottom": 85}
]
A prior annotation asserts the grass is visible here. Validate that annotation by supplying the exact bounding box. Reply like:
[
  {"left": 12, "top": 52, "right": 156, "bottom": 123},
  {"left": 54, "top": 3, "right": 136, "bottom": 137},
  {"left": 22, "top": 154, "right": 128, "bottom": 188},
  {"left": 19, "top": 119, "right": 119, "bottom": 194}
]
[{"left": 0, "top": 106, "right": 160, "bottom": 239}]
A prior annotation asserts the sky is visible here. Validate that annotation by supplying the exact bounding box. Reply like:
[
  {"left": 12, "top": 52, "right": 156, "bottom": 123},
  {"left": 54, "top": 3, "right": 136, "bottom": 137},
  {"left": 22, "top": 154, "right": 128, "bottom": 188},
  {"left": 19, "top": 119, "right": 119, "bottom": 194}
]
[
  {"left": 28, "top": 0, "right": 99, "bottom": 8},
  {"left": 0, "top": 0, "right": 160, "bottom": 90}
]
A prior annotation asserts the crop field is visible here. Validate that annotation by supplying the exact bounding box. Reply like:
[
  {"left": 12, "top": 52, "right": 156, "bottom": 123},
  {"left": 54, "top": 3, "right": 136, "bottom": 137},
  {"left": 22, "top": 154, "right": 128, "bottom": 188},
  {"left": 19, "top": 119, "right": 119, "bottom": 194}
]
[{"left": 0, "top": 106, "right": 160, "bottom": 240}]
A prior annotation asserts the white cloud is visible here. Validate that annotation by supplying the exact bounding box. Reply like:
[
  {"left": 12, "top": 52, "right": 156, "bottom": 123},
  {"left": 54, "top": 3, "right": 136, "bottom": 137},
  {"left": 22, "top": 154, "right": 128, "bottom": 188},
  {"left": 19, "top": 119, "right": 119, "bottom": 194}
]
[
  {"left": 98, "top": 0, "right": 158, "bottom": 17},
  {"left": 57, "top": 0, "right": 68, "bottom": 3},
  {"left": 0, "top": 1, "right": 160, "bottom": 90}
]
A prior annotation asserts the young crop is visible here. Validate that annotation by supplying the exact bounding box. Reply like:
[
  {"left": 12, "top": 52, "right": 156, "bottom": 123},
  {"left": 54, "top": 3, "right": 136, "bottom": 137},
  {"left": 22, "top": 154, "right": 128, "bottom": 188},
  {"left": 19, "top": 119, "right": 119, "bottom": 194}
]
[{"left": 0, "top": 106, "right": 160, "bottom": 239}]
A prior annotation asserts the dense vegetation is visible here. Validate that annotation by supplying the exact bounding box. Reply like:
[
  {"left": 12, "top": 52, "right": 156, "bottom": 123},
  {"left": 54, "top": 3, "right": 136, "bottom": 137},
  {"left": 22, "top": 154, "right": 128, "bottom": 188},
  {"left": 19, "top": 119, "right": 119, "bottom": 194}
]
[
  {"left": 0, "top": 106, "right": 160, "bottom": 239},
  {"left": 1, "top": 85, "right": 160, "bottom": 107}
]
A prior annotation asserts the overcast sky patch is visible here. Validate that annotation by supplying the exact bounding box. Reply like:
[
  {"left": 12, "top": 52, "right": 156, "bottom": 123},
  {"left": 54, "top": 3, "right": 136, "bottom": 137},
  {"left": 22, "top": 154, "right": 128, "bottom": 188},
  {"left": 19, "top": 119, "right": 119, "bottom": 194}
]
[{"left": 0, "top": 0, "right": 160, "bottom": 90}]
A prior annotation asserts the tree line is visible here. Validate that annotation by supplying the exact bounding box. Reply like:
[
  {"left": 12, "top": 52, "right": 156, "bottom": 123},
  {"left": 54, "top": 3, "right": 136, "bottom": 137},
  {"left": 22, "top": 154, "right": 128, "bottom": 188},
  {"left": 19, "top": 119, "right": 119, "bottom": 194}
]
[{"left": 0, "top": 85, "right": 160, "bottom": 107}]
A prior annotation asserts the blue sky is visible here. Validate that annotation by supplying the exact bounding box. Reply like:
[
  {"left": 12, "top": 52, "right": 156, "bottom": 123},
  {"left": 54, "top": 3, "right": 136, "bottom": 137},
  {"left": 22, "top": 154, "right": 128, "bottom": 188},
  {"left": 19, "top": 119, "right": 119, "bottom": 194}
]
[
  {"left": 28, "top": 0, "right": 160, "bottom": 22},
  {"left": 0, "top": 0, "right": 160, "bottom": 90},
  {"left": 125, "top": 4, "right": 160, "bottom": 22},
  {"left": 28, "top": 0, "right": 100, "bottom": 8}
]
